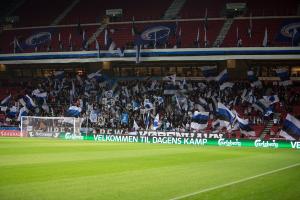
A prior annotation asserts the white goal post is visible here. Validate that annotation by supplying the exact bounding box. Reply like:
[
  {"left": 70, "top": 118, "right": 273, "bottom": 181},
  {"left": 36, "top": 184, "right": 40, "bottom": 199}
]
[{"left": 21, "top": 116, "right": 84, "bottom": 138}]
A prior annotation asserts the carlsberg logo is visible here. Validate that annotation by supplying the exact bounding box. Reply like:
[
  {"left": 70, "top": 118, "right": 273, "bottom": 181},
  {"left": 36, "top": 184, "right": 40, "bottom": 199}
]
[
  {"left": 65, "top": 133, "right": 84, "bottom": 140},
  {"left": 254, "top": 139, "right": 278, "bottom": 148},
  {"left": 218, "top": 139, "right": 241, "bottom": 147}
]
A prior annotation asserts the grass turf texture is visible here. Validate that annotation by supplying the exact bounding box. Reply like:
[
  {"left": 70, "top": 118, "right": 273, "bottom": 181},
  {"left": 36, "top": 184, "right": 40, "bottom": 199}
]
[{"left": 0, "top": 138, "right": 299, "bottom": 200}]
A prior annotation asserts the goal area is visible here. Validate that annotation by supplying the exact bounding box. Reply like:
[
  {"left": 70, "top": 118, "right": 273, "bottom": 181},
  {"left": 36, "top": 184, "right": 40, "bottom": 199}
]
[{"left": 21, "top": 116, "right": 83, "bottom": 137}]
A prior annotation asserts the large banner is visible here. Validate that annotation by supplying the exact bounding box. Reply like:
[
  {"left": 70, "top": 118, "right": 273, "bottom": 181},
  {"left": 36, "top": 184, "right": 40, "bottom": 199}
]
[
  {"left": 135, "top": 23, "right": 176, "bottom": 46},
  {"left": 276, "top": 19, "right": 300, "bottom": 44},
  {"left": 58, "top": 129, "right": 300, "bottom": 150},
  {"left": 0, "top": 127, "right": 21, "bottom": 137}
]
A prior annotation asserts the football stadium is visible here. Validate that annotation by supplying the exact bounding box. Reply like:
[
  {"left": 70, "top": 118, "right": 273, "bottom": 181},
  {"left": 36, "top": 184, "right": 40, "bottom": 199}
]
[{"left": 0, "top": 0, "right": 300, "bottom": 199}]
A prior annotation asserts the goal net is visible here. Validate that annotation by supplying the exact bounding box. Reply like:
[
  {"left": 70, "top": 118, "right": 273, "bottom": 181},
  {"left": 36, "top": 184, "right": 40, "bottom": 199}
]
[{"left": 21, "top": 116, "right": 84, "bottom": 138}]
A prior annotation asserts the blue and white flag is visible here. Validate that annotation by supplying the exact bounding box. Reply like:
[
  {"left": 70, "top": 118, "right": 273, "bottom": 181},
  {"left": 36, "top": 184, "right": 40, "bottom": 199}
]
[
  {"left": 67, "top": 106, "right": 82, "bottom": 117},
  {"left": 212, "top": 119, "right": 230, "bottom": 130},
  {"left": 153, "top": 114, "right": 160, "bottom": 130},
  {"left": 87, "top": 70, "right": 102, "bottom": 81},
  {"left": 220, "top": 82, "right": 234, "bottom": 90},
  {"left": 82, "top": 30, "right": 87, "bottom": 49},
  {"left": 20, "top": 95, "right": 36, "bottom": 110},
  {"left": 144, "top": 112, "right": 150, "bottom": 130},
  {"left": 236, "top": 115, "right": 256, "bottom": 136},
  {"left": 247, "top": 70, "right": 262, "bottom": 87},
  {"left": 136, "top": 44, "right": 141, "bottom": 64},
  {"left": 104, "top": 90, "right": 113, "bottom": 98},
  {"left": 262, "top": 27, "right": 268, "bottom": 47},
  {"left": 275, "top": 68, "right": 292, "bottom": 86},
  {"left": 252, "top": 99, "right": 273, "bottom": 116},
  {"left": 144, "top": 99, "right": 153, "bottom": 110},
  {"left": 7, "top": 106, "right": 18, "bottom": 118},
  {"left": 121, "top": 113, "right": 129, "bottom": 124},
  {"left": 164, "top": 83, "right": 178, "bottom": 95},
  {"left": 104, "top": 29, "right": 116, "bottom": 51},
  {"left": 132, "top": 100, "right": 140, "bottom": 111},
  {"left": 33, "top": 91, "right": 47, "bottom": 99},
  {"left": 95, "top": 39, "right": 100, "bottom": 57},
  {"left": 201, "top": 66, "right": 217, "bottom": 80},
  {"left": 241, "top": 89, "right": 255, "bottom": 103},
  {"left": 263, "top": 95, "right": 280, "bottom": 105},
  {"left": 42, "top": 99, "right": 49, "bottom": 113},
  {"left": 191, "top": 111, "right": 209, "bottom": 130},
  {"left": 164, "top": 74, "right": 176, "bottom": 85},
  {"left": 1, "top": 94, "right": 11, "bottom": 106},
  {"left": 280, "top": 114, "right": 300, "bottom": 140},
  {"left": 292, "top": 28, "right": 300, "bottom": 46},
  {"left": 133, "top": 120, "right": 140, "bottom": 131},
  {"left": 156, "top": 96, "right": 164, "bottom": 105},
  {"left": 89, "top": 110, "right": 98, "bottom": 123},
  {"left": 17, "top": 107, "right": 28, "bottom": 121},
  {"left": 54, "top": 71, "right": 64, "bottom": 80},
  {"left": 217, "top": 102, "right": 235, "bottom": 123},
  {"left": 137, "top": 23, "right": 176, "bottom": 46},
  {"left": 214, "top": 69, "right": 229, "bottom": 83}
]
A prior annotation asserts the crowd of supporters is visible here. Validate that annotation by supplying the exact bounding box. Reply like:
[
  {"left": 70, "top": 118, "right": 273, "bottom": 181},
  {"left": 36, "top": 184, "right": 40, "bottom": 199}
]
[{"left": 0, "top": 69, "right": 299, "bottom": 140}]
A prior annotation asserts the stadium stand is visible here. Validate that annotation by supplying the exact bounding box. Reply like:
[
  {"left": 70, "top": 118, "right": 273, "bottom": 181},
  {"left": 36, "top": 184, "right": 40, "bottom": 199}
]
[
  {"left": 60, "top": 0, "right": 173, "bottom": 24},
  {"left": 222, "top": 18, "right": 293, "bottom": 47},
  {"left": 11, "top": 0, "right": 74, "bottom": 27},
  {"left": 0, "top": 0, "right": 300, "bottom": 142}
]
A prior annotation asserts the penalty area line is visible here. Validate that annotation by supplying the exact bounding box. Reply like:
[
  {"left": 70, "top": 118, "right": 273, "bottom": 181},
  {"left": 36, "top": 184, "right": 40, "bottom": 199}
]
[{"left": 169, "top": 163, "right": 300, "bottom": 200}]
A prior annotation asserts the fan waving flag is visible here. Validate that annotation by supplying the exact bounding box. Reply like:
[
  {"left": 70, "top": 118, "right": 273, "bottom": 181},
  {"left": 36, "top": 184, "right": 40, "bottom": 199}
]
[
  {"left": 153, "top": 114, "right": 160, "bottom": 130},
  {"left": 252, "top": 99, "right": 273, "bottom": 117},
  {"left": 164, "top": 74, "right": 176, "bottom": 85},
  {"left": 280, "top": 114, "right": 300, "bottom": 140},
  {"left": 236, "top": 115, "right": 255, "bottom": 137},
  {"left": 217, "top": 102, "right": 235, "bottom": 124},
  {"left": 214, "top": 69, "right": 229, "bottom": 84},
  {"left": 87, "top": 70, "right": 102, "bottom": 81},
  {"left": 275, "top": 68, "right": 292, "bottom": 86},
  {"left": 201, "top": 66, "right": 217, "bottom": 81},
  {"left": 190, "top": 111, "right": 209, "bottom": 130},
  {"left": 54, "top": 71, "right": 64, "bottom": 80},
  {"left": 17, "top": 106, "right": 28, "bottom": 121},
  {"left": 263, "top": 95, "right": 279, "bottom": 105},
  {"left": 67, "top": 106, "right": 82, "bottom": 117},
  {"left": 1, "top": 94, "right": 11, "bottom": 106},
  {"left": 247, "top": 70, "right": 262, "bottom": 87}
]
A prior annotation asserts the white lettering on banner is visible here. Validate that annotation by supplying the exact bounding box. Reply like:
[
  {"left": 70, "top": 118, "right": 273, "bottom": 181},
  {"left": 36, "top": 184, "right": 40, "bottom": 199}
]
[
  {"left": 94, "top": 135, "right": 138, "bottom": 143},
  {"left": 183, "top": 138, "right": 207, "bottom": 145},
  {"left": 96, "top": 129, "right": 224, "bottom": 139},
  {"left": 28, "top": 132, "right": 60, "bottom": 137},
  {"left": 65, "top": 132, "right": 83, "bottom": 140},
  {"left": 291, "top": 142, "right": 300, "bottom": 149},
  {"left": 254, "top": 139, "right": 279, "bottom": 148},
  {"left": 153, "top": 137, "right": 181, "bottom": 144},
  {"left": 218, "top": 139, "right": 241, "bottom": 147}
]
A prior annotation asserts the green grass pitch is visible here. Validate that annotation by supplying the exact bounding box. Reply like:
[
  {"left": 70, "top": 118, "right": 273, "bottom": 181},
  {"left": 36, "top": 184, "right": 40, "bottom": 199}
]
[{"left": 0, "top": 137, "right": 299, "bottom": 200}]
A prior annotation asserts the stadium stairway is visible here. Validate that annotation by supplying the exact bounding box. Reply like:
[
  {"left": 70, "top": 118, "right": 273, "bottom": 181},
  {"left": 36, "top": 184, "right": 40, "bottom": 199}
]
[
  {"left": 85, "top": 23, "right": 107, "bottom": 48},
  {"left": 260, "top": 119, "right": 274, "bottom": 139},
  {"left": 2, "top": 0, "right": 26, "bottom": 20},
  {"left": 162, "top": 0, "right": 187, "bottom": 20},
  {"left": 213, "top": 18, "right": 234, "bottom": 47},
  {"left": 51, "top": 0, "right": 81, "bottom": 26}
]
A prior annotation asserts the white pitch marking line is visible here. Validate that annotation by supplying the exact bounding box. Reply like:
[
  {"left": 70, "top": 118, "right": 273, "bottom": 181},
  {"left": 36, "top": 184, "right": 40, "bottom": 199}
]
[{"left": 169, "top": 163, "right": 300, "bottom": 200}]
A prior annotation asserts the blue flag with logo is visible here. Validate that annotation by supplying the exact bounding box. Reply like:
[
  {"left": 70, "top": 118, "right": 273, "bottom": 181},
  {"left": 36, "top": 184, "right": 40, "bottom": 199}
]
[
  {"left": 276, "top": 19, "right": 300, "bottom": 43},
  {"left": 135, "top": 23, "right": 176, "bottom": 46},
  {"left": 121, "top": 113, "right": 129, "bottom": 124}
]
